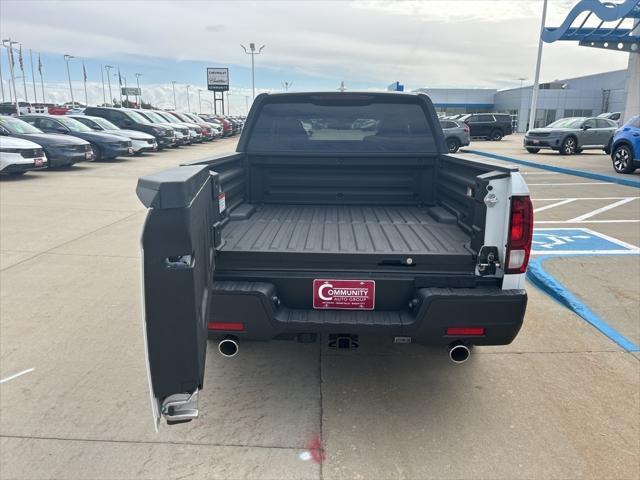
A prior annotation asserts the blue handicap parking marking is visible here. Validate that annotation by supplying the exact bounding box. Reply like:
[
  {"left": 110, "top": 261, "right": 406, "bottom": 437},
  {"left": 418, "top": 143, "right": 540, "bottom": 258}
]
[{"left": 532, "top": 228, "right": 640, "bottom": 255}]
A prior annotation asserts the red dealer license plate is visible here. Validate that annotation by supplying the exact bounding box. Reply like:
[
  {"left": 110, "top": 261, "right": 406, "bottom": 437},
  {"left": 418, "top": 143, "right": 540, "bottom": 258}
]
[{"left": 313, "top": 279, "right": 375, "bottom": 310}]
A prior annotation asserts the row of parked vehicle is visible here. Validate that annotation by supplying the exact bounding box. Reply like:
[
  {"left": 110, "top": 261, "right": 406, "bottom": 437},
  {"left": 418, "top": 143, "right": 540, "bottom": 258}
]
[
  {"left": 438, "top": 113, "right": 514, "bottom": 153},
  {"left": 524, "top": 114, "right": 639, "bottom": 174},
  {"left": 0, "top": 108, "right": 245, "bottom": 175}
]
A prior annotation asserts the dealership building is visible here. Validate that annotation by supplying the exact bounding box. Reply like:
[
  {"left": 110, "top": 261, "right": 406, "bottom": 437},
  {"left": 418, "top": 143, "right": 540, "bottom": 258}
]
[{"left": 413, "top": 69, "right": 629, "bottom": 132}]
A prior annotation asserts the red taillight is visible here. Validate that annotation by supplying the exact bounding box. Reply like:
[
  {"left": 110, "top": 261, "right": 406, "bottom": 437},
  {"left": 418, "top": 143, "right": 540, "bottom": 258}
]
[
  {"left": 207, "top": 322, "right": 244, "bottom": 331},
  {"left": 446, "top": 327, "right": 485, "bottom": 336},
  {"left": 505, "top": 196, "right": 534, "bottom": 274},
  {"left": 463, "top": 125, "right": 470, "bottom": 133}
]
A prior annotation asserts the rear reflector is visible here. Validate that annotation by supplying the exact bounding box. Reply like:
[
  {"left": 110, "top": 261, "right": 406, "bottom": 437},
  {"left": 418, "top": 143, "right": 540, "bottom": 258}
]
[
  {"left": 505, "top": 196, "right": 534, "bottom": 274},
  {"left": 207, "top": 322, "right": 244, "bottom": 331},
  {"left": 446, "top": 327, "right": 485, "bottom": 336}
]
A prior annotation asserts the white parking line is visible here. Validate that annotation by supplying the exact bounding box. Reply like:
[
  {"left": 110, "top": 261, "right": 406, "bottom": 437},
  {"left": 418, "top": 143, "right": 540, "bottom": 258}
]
[
  {"left": 533, "top": 199, "right": 576, "bottom": 213},
  {"left": 527, "top": 182, "right": 613, "bottom": 186},
  {"left": 521, "top": 172, "right": 562, "bottom": 175},
  {"left": 533, "top": 197, "right": 639, "bottom": 201},
  {"left": 567, "top": 198, "right": 639, "bottom": 222},
  {"left": 0, "top": 368, "right": 34, "bottom": 384},
  {"left": 536, "top": 219, "right": 640, "bottom": 224}
]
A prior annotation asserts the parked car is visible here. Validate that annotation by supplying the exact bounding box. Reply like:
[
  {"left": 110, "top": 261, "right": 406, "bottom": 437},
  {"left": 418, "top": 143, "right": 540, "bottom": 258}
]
[
  {"left": 70, "top": 115, "right": 158, "bottom": 154},
  {"left": 200, "top": 114, "right": 233, "bottom": 136},
  {"left": 0, "top": 136, "right": 48, "bottom": 175},
  {"left": 20, "top": 114, "right": 133, "bottom": 161},
  {"left": 440, "top": 119, "right": 470, "bottom": 153},
  {"left": 172, "top": 112, "right": 217, "bottom": 141},
  {"left": 83, "top": 107, "right": 177, "bottom": 149},
  {"left": 609, "top": 115, "right": 640, "bottom": 174},
  {"left": 0, "top": 101, "right": 48, "bottom": 116},
  {"left": 459, "top": 113, "right": 512, "bottom": 141},
  {"left": 0, "top": 115, "right": 92, "bottom": 168},
  {"left": 152, "top": 110, "right": 201, "bottom": 143},
  {"left": 135, "top": 109, "right": 188, "bottom": 146},
  {"left": 182, "top": 112, "right": 222, "bottom": 138},
  {"left": 524, "top": 117, "right": 617, "bottom": 155},
  {"left": 598, "top": 112, "right": 622, "bottom": 126},
  {"left": 137, "top": 92, "right": 532, "bottom": 425},
  {"left": 198, "top": 115, "right": 226, "bottom": 136}
]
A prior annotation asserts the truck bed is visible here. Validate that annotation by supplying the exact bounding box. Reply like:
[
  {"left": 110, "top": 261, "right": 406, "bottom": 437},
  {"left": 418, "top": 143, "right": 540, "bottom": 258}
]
[{"left": 218, "top": 204, "right": 475, "bottom": 272}]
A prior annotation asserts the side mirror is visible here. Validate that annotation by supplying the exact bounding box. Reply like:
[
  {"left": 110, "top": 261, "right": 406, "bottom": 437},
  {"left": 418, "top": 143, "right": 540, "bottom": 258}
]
[
  {"left": 123, "top": 119, "right": 133, "bottom": 126},
  {"left": 582, "top": 124, "right": 591, "bottom": 130}
]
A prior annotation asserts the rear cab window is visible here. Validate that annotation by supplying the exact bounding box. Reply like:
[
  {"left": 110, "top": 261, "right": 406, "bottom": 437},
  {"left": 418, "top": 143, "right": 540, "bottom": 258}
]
[{"left": 246, "top": 94, "right": 437, "bottom": 153}]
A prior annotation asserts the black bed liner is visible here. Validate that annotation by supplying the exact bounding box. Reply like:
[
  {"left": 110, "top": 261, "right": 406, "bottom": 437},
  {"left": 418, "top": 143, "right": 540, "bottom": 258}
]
[{"left": 217, "top": 203, "right": 475, "bottom": 272}]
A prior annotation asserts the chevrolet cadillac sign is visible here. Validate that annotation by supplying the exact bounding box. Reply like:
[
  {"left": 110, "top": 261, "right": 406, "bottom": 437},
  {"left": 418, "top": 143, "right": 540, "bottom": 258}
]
[{"left": 207, "top": 68, "right": 229, "bottom": 92}]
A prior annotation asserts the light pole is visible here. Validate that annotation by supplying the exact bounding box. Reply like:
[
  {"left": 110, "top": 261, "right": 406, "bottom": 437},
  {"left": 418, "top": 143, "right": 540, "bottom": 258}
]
[
  {"left": 528, "top": 0, "right": 548, "bottom": 131},
  {"left": 171, "top": 81, "right": 177, "bottom": 110},
  {"left": 516, "top": 77, "right": 527, "bottom": 132},
  {"left": 105, "top": 65, "right": 113, "bottom": 105},
  {"left": 3, "top": 40, "right": 19, "bottom": 114},
  {"left": 64, "top": 54, "right": 75, "bottom": 106},
  {"left": 198, "top": 89, "right": 203, "bottom": 114},
  {"left": 201, "top": 98, "right": 213, "bottom": 114},
  {"left": 186, "top": 84, "right": 191, "bottom": 112},
  {"left": 0, "top": 62, "right": 5, "bottom": 102},
  {"left": 135, "top": 73, "right": 142, "bottom": 108},
  {"left": 282, "top": 81, "right": 292, "bottom": 92},
  {"left": 241, "top": 43, "right": 265, "bottom": 100},
  {"left": 100, "top": 64, "right": 106, "bottom": 105}
]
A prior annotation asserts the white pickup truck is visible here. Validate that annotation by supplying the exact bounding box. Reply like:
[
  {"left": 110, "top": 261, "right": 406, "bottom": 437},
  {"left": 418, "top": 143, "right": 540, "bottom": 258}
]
[{"left": 136, "top": 92, "right": 533, "bottom": 425}]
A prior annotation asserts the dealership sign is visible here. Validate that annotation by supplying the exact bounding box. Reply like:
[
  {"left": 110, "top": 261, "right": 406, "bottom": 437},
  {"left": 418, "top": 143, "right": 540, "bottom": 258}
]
[
  {"left": 207, "top": 68, "right": 229, "bottom": 91},
  {"left": 121, "top": 87, "right": 141, "bottom": 96}
]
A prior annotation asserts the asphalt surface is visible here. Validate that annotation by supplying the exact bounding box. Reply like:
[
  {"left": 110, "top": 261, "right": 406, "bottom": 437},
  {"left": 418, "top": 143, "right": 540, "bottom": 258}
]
[{"left": 1, "top": 135, "right": 638, "bottom": 480}]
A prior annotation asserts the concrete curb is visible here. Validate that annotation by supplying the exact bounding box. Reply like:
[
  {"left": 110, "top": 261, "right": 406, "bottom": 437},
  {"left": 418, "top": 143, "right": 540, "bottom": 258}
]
[
  {"left": 526, "top": 256, "right": 639, "bottom": 352},
  {"left": 464, "top": 149, "right": 640, "bottom": 189}
]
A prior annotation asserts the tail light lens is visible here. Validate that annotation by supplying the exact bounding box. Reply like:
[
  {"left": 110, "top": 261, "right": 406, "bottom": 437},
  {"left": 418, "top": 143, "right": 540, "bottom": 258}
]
[
  {"left": 463, "top": 125, "right": 470, "bottom": 133},
  {"left": 505, "top": 196, "right": 534, "bottom": 274}
]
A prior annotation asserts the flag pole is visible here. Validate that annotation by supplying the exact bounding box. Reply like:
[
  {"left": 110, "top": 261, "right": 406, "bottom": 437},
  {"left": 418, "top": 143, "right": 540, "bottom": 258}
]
[
  {"left": 18, "top": 43, "right": 28, "bottom": 103},
  {"left": 29, "top": 49, "right": 37, "bottom": 103},
  {"left": 38, "top": 53, "right": 45, "bottom": 103},
  {"left": 83, "top": 60, "right": 88, "bottom": 106}
]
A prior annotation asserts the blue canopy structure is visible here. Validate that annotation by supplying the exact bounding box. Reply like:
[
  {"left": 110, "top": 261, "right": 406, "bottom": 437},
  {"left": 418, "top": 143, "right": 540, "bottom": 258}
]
[{"left": 542, "top": 0, "right": 640, "bottom": 53}]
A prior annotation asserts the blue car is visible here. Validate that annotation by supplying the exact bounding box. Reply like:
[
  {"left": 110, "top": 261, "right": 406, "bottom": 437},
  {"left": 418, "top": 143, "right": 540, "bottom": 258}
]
[
  {"left": 20, "top": 114, "right": 133, "bottom": 161},
  {"left": 610, "top": 115, "right": 640, "bottom": 174}
]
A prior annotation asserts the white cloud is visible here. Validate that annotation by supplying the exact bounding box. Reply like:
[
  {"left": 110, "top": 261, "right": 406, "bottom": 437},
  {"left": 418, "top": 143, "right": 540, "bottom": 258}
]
[{"left": 1, "top": 0, "right": 630, "bottom": 90}]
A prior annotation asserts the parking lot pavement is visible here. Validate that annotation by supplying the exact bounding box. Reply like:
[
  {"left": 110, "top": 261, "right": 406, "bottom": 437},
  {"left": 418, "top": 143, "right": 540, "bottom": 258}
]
[
  {"left": 1, "top": 137, "right": 639, "bottom": 479},
  {"left": 464, "top": 134, "right": 640, "bottom": 181},
  {"left": 543, "top": 256, "right": 640, "bottom": 347}
]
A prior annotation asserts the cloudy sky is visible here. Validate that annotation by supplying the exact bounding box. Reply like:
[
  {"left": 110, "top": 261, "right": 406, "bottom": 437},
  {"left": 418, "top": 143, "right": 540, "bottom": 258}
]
[{"left": 0, "top": 0, "right": 631, "bottom": 113}]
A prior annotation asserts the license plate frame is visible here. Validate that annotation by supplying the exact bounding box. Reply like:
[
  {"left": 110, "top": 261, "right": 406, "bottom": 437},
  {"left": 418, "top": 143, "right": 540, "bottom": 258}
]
[{"left": 313, "top": 279, "right": 375, "bottom": 310}]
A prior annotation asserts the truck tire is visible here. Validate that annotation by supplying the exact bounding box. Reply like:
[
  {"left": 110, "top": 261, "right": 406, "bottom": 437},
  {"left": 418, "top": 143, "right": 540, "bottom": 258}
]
[
  {"left": 447, "top": 138, "right": 460, "bottom": 153},
  {"left": 490, "top": 129, "right": 503, "bottom": 141},
  {"left": 560, "top": 136, "right": 577, "bottom": 155},
  {"left": 612, "top": 144, "right": 636, "bottom": 174},
  {"left": 526, "top": 148, "right": 540, "bottom": 153}
]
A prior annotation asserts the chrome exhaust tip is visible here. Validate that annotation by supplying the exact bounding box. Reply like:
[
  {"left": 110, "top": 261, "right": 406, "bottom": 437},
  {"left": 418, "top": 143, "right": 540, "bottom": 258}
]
[
  {"left": 449, "top": 341, "right": 470, "bottom": 364},
  {"left": 218, "top": 337, "right": 239, "bottom": 357}
]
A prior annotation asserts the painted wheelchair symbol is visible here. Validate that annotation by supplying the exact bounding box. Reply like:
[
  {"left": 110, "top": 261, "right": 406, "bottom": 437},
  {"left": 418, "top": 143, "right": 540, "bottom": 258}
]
[{"left": 531, "top": 228, "right": 640, "bottom": 255}]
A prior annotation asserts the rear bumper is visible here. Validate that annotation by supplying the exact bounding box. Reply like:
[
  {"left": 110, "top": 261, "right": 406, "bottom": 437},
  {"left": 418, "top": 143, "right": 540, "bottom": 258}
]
[{"left": 208, "top": 281, "right": 527, "bottom": 346}]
